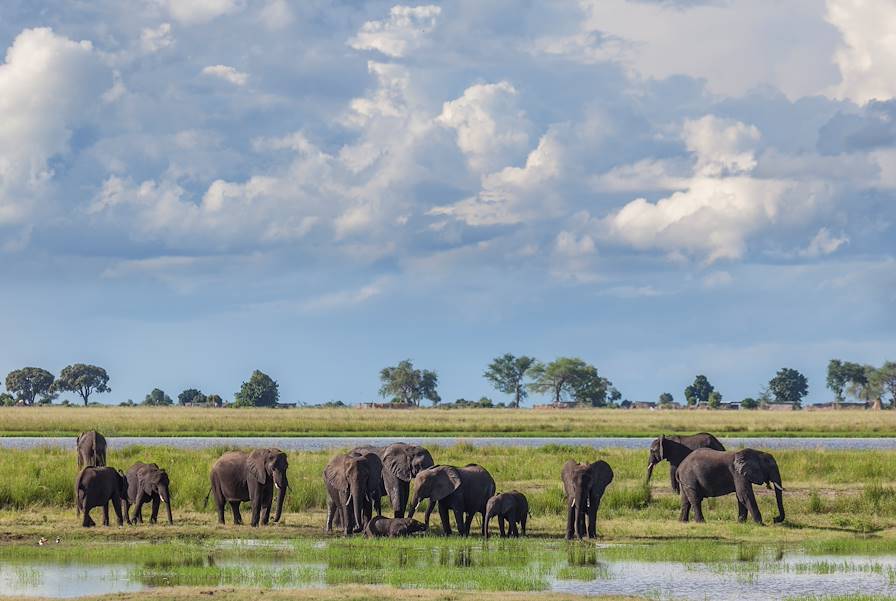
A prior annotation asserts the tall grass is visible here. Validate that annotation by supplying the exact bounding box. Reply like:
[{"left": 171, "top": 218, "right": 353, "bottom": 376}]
[{"left": 3, "top": 406, "right": 896, "bottom": 437}]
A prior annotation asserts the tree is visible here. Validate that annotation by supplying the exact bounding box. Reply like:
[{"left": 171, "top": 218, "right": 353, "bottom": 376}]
[
  {"left": 142, "top": 388, "right": 173, "bottom": 406},
  {"left": 0, "top": 393, "right": 16, "bottom": 406},
  {"left": 378, "top": 360, "right": 440, "bottom": 406},
  {"left": 768, "top": 367, "right": 809, "bottom": 407},
  {"left": 848, "top": 365, "right": 882, "bottom": 406},
  {"left": 483, "top": 354, "right": 536, "bottom": 408},
  {"left": 741, "top": 397, "right": 759, "bottom": 410},
  {"left": 684, "top": 375, "right": 714, "bottom": 406},
  {"left": 827, "top": 359, "right": 848, "bottom": 404},
  {"left": 4, "top": 367, "right": 55, "bottom": 406},
  {"left": 234, "top": 370, "right": 280, "bottom": 407},
  {"left": 658, "top": 392, "right": 674, "bottom": 407},
  {"left": 53, "top": 364, "right": 110, "bottom": 406},
  {"left": 207, "top": 393, "right": 223, "bottom": 407},
  {"left": 528, "top": 357, "right": 608, "bottom": 407},
  {"left": 871, "top": 362, "right": 896, "bottom": 408},
  {"left": 708, "top": 390, "right": 723, "bottom": 409},
  {"left": 178, "top": 388, "right": 206, "bottom": 406},
  {"left": 607, "top": 385, "right": 622, "bottom": 406}
]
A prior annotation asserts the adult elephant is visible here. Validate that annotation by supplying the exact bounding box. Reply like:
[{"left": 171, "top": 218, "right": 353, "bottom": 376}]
[
  {"left": 562, "top": 459, "right": 614, "bottom": 540},
  {"left": 76, "top": 431, "right": 107, "bottom": 469},
  {"left": 646, "top": 433, "right": 725, "bottom": 493},
  {"left": 124, "top": 462, "right": 173, "bottom": 525},
  {"left": 324, "top": 452, "right": 382, "bottom": 535},
  {"left": 676, "top": 448, "right": 785, "bottom": 524},
  {"left": 75, "top": 466, "right": 126, "bottom": 527},
  {"left": 208, "top": 449, "right": 288, "bottom": 527},
  {"left": 408, "top": 464, "right": 496, "bottom": 537},
  {"left": 351, "top": 443, "right": 434, "bottom": 517}
]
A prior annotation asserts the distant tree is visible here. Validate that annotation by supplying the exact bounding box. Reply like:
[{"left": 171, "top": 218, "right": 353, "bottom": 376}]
[
  {"left": 871, "top": 362, "right": 896, "bottom": 408},
  {"left": 768, "top": 367, "right": 809, "bottom": 407},
  {"left": 658, "top": 392, "right": 674, "bottom": 407},
  {"left": 827, "top": 359, "right": 848, "bottom": 404},
  {"left": 847, "top": 365, "right": 882, "bottom": 406},
  {"left": 0, "top": 393, "right": 15, "bottom": 406},
  {"left": 378, "top": 360, "right": 440, "bottom": 407},
  {"left": 234, "top": 370, "right": 280, "bottom": 407},
  {"left": 483, "top": 354, "right": 536, "bottom": 408},
  {"left": 178, "top": 388, "right": 206, "bottom": 406},
  {"left": 207, "top": 393, "right": 224, "bottom": 407},
  {"left": 607, "top": 384, "right": 622, "bottom": 406},
  {"left": 684, "top": 375, "right": 714, "bottom": 406},
  {"left": 53, "top": 364, "right": 110, "bottom": 406},
  {"left": 142, "top": 388, "right": 173, "bottom": 406},
  {"left": 740, "top": 397, "right": 759, "bottom": 410},
  {"left": 708, "top": 390, "right": 723, "bottom": 409},
  {"left": 5, "top": 367, "right": 55, "bottom": 406},
  {"left": 528, "top": 357, "right": 608, "bottom": 407},
  {"left": 119, "top": 399, "right": 135, "bottom": 407}
]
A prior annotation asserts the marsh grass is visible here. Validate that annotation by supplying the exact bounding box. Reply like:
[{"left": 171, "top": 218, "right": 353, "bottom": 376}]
[{"left": 5, "top": 406, "right": 896, "bottom": 437}]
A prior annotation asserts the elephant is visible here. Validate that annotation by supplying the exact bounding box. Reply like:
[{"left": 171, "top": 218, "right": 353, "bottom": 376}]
[
  {"left": 363, "top": 516, "right": 428, "bottom": 537},
  {"left": 124, "top": 462, "right": 173, "bottom": 525},
  {"left": 351, "top": 443, "right": 434, "bottom": 518},
  {"left": 324, "top": 452, "right": 382, "bottom": 535},
  {"left": 676, "top": 448, "right": 785, "bottom": 524},
  {"left": 408, "top": 464, "right": 496, "bottom": 537},
  {"left": 346, "top": 447, "right": 386, "bottom": 519},
  {"left": 208, "top": 448, "right": 289, "bottom": 527},
  {"left": 75, "top": 466, "right": 126, "bottom": 527},
  {"left": 646, "top": 432, "right": 725, "bottom": 493},
  {"left": 485, "top": 490, "right": 529, "bottom": 538},
  {"left": 562, "top": 459, "right": 614, "bottom": 540},
  {"left": 76, "top": 431, "right": 107, "bottom": 469}
]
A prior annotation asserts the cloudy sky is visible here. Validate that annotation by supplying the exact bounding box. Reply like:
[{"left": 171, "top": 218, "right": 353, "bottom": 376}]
[{"left": 1, "top": 0, "right": 893, "bottom": 406}]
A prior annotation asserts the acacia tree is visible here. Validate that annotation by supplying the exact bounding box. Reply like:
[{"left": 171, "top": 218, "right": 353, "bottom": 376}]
[
  {"left": 827, "top": 359, "right": 848, "bottom": 404},
  {"left": 234, "top": 370, "right": 279, "bottom": 407},
  {"left": 53, "top": 364, "right": 110, "bottom": 406},
  {"left": 178, "top": 388, "right": 206, "bottom": 406},
  {"left": 4, "top": 368, "right": 55, "bottom": 406},
  {"left": 684, "top": 375, "right": 714, "bottom": 406},
  {"left": 483, "top": 354, "right": 536, "bottom": 408},
  {"left": 143, "top": 388, "right": 173, "bottom": 406},
  {"left": 658, "top": 392, "right": 674, "bottom": 407},
  {"left": 768, "top": 367, "right": 809, "bottom": 407},
  {"left": 379, "top": 360, "right": 440, "bottom": 406},
  {"left": 527, "top": 357, "right": 608, "bottom": 407},
  {"left": 871, "top": 362, "right": 896, "bottom": 408}
]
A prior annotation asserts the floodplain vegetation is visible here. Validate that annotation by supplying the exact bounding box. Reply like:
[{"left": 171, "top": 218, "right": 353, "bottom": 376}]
[{"left": 4, "top": 406, "right": 896, "bottom": 437}]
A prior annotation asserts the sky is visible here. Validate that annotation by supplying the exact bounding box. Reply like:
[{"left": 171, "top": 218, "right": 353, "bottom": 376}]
[{"left": 0, "top": 0, "right": 893, "bottom": 407}]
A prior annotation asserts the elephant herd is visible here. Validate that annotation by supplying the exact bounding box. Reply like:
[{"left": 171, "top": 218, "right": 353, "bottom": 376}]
[{"left": 70, "top": 431, "right": 786, "bottom": 537}]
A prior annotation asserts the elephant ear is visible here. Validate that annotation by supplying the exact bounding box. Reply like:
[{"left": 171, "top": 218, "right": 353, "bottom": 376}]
[
  {"left": 247, "top": 449, "right": 268, "bottom": 485},
  {"left": 429, "top": 466, "right": 462, "bottom": 501},
  {"left": 658, "top": 435, "right": 666, "bottom": 460},
  {"left": 733, "top": 449, "right": 767, "bottom": 485},
  {"left": 383, "top": 447, "right": 414, "bottom": 482},
  {"left": 128, "top": 471, "right": 141, "bottom": 502}
]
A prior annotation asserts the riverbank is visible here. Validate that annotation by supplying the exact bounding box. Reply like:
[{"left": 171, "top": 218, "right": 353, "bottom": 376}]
[{"left": 3, "top": 407, "right": 896, "bottom": 438}]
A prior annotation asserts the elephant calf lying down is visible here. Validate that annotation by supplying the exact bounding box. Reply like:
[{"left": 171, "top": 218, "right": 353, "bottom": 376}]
[{"left": 363, "top": 516, "right": 427, "bottom": 537}]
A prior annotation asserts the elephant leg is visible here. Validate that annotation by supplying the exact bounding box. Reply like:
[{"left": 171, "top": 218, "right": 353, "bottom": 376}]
[
  {"left": 150, "top": 496, "right": 160, "bottom": 524},
  {"left": 102, "top": 502, "right": 110, "bottom": 527},
  {"left": 736, "top": 497, "right": 748, "bottom": 523},
  {"left": 745, "top": 489, "right": 763, "bottom": 524},
  {"left": 521, "top": 513, "right": 527, "bottom": 536},
  {"left": 462, "top": 511, "right": 475, "bottom": 537},
  {"left": 679, "top": 489, "right": 691, "bottom": 522},
  {"left": 133, "top": 496, "right": 144, "bottom": 524},
  {"left": 111, "top": 494, "right": 124, "bottom": 527},
  {"left": 670, "top": 465, "right": 679, "bottom": 493},
  {"left": 565, "top": 505, "right": 576, "bottom": 540},
  {"left": 454, "top": 508, "right": 466, "bottom": 536},
  {"left": 498, "top": 516, "right": 506, "bottom": 537},
  {"left": 83, "top": 504, "right": 95, "bottom": 528},
  {"left": 325, "top": 498, "right": 336, "bottom": 533},
  {"left": 510, "top": 520, "right": 519, "bottom": 538},
  {"left": 230, "top": 501, "right": 243, "bottom": 525},
  {"left": 423, "top": 500, "right": 437, "bottom": 530},
  {"left": 587, "top": 500, "right": 599, "bottom": 538},
  {"left": 438, "top": 502, "right": 453, "bottom": 536},
  {"left": 691, "top": 494, "right": 705, "bottom": 523},
  {"left": 260, "top": 486, "right": 273, "bottom": 525},
  {"left": 575, "top": 508, "right": 586, "bottom": 539},
  {"left": 216, "top": 496, "right": 226, "bottom": 525}
]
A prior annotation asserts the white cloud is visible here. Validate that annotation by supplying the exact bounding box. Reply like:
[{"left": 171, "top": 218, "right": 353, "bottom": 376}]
[
  {"left": 201, "top": 64, "right": 248, "bottom": 86},
  {"left": 140, "top": 23, "right": 174, "bottom": 53},
  {"left": 159, "top": 0, "right": 245, "bottom": 25},
  {"left": 801, "top": 227, "right": 849, "bottom": 257},
  {"left": 258, "top": 0, "right": 294, "bottom": 30},
  {"left": 826, "top": 0, "right": 896, "bottom": 103},
  {"left": 0, "top": 28, "right": 108, "bottom": 225},
  {"left": 682, "top": 115, "right": 760, "bottom": 177},
  {"left": 348, "top": 5, "right": 441, "bottom": 58},
  {"left": 301, "top": 281, "right": 386, "bottom": 312},
  {"left": 552, "top": 230, "right": 599, "bottom": 283},
  {"left": 437, "top": 81, "right": 531, "bottom": 173}
]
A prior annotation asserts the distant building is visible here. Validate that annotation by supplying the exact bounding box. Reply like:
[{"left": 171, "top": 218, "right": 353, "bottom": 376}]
[{"left": 631, "top": 401, "right": 657, "bottom": 410}]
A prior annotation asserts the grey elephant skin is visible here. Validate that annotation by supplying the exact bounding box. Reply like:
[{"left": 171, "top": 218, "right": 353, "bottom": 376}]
[
  {"left": 409, "top": 464, "right": 496, "bottom": 536},
  {"left": 324, "top": 452, "right": 382, "bottom": 534},
  {"left": 676, "top": 448, "right": 785, "bottom": 524},
  {"left": 485, "top": 490, "right": 529, "bottom": 538},
  {"left": 363, "top": 516, "right": 427, "bottom": 537},
  {"left": 75, "top": 466, "right": 126, "bottom": 527},
  {"left": 562, "top": 459, "right": 613, "bottom": 540},
  {"left": 208, "top": 448, "right": 288, "bottom": 527},
  {"left": 76, "top": 431, "right": 107, "bottom": 470},
  {"left": 351, "top": 443, "right": 434, "bottom": 518},
  {"left": 646, "top": 432, "right": 725, "bottom": 493},
  {"left": 124, "top": 462, "right": 173, "bottom": 525}
]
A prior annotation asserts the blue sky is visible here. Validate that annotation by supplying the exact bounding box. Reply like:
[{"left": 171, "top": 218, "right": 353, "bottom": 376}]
[{"left": 0, "top": 0, "right": 893, "bottom": 406}]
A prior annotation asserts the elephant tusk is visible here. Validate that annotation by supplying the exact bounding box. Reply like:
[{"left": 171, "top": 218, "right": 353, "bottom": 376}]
[
  {"left": 274, "top": 483, "right": 280, "bottom": 490},
  {"left": 772, "top": 482, "right": 785, "bottom": 492},
  {"left": 571, "top": 498, "right": 576, "bottom": 508}
]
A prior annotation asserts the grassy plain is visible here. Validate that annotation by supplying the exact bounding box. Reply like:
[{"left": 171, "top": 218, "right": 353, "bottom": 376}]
[{"left": 3, "top": 406, "right": 896, "bottom": 437}]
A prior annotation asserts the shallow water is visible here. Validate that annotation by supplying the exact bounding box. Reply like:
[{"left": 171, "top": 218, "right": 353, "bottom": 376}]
[
  {"left": 2, "top": 541, "right": 895, "bottom": 600},
  {"left": 2, "top": 435, "right": 896, "bottom": 451}
]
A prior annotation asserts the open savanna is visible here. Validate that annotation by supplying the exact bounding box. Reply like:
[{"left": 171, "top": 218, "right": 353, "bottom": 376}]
[{"left": 3, "top": 406, "right": 896, "bottom": 437}]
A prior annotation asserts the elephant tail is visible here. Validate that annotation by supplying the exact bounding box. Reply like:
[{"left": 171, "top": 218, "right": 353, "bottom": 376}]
[{"left": 203, "top": 487, "right": 212, "bottom": 509}]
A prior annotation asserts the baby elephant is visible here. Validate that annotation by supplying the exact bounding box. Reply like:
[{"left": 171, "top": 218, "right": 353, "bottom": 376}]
[
  {"left": 124, "top": 462, "right": 173, "bottom": 525},
  {"left": 364, "top": 516, "right": 428, "bottom": 537},
  {"left": 75, "top": 466, "right": 127, "bottom": 527},
  {"left": 485, "top": 491, "right": 529, "bottom": 538}
]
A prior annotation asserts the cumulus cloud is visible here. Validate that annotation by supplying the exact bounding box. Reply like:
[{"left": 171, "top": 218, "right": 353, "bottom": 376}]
[
  {"left": 201, "top": 64, "right": 248, "bottom": 86},
  {"left": 258, "top": 0, "right": 294, "bottom": 30},
  {"left": 801, "top": 227, "right": 849, "bottom": 257},
  {"left": 827, "top": 0, "right": 896, "bottom": 103},
  {"left": 0, "top": 28, "right": 109, "bottom": 225},
  {"left": 140, "top": 23, "right": 174, "bottom": 53},
  {"left": 348, "top": 5, "right": 441, "bottom": 57},
  {"left": 158, "top": 0, "right": 245, "bottom": 25}
]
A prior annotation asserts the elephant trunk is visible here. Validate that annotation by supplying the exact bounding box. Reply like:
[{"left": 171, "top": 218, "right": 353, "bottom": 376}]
[
  {"left": 484, "top": 510, "right": 493, "bottom": 539},
  {"left": 573, "top": 490, "right": 587, "bottom": 539},
  {"left": 273, "top": 475, "right": 287, "bottom": 523},
  {"left": 352, "top": 492, "right": 364, "bottom": 533},
  {"left": 407, "top": 491, "right": 420, "bottom": 520},
  {"left": 159, "top": 484, "right": 173, "bottom": 524},
  {"left": 646, "top": 461, "right": 655, "bottom": 483},
  {"left": 772, "top": 481, "right": 785, "bottom": 523}
]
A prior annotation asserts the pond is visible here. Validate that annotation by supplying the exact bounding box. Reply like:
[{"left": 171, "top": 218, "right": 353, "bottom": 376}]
[
  {"left": 1, "top": 539, "right": 895, "bottom": 600},
  {"left": 2, "top": 436, "right": 896, "bottom": 451}
]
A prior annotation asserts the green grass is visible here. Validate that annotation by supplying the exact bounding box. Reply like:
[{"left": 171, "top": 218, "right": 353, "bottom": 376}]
[{"left": 4, "top": 405, "right": 896, "bottom": 437}]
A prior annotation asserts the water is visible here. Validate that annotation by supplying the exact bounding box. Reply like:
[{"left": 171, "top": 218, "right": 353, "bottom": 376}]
[
  {"left": 1, "top": 541, "right": 894, "bottom": 600},
  {"left": 2, "top": 436, "right": 896, "bottom": 451}
]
